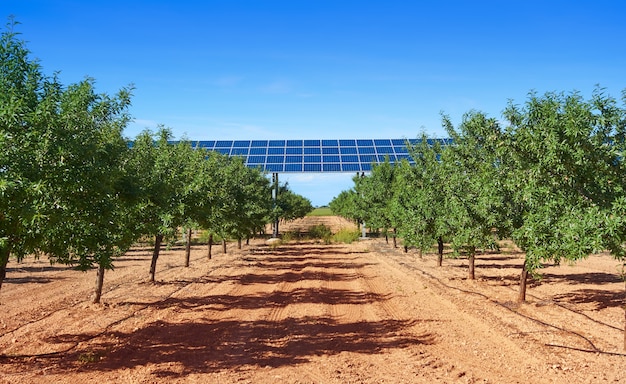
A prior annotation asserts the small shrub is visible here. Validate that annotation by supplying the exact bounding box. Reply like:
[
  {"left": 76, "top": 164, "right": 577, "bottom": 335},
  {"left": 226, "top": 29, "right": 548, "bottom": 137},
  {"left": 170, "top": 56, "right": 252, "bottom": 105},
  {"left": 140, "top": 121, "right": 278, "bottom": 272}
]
[
  {"left": 309, "top": 224, "right": 332, "bottom": 244},
  {"left": 281, "top": 230, "right": 299, "bottom": 243},
  {"left": 332, "top": 228, "right": 360, "bottom": 244}
]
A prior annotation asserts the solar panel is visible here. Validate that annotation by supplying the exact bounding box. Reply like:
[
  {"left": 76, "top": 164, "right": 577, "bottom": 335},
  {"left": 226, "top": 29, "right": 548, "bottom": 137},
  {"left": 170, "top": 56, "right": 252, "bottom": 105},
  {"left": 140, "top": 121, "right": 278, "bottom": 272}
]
[{"left": 189, "top": 138, "right": 448, "bottom": 173}]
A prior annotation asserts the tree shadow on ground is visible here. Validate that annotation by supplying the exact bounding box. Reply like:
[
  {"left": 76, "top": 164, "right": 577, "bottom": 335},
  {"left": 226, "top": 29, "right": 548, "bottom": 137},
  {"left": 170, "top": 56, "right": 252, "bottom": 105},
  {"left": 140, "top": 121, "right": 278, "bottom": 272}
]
[
  {"left": 119, "top": 287, "right": 393, "bottom": 311},
  {"left": 46, "top": 316, "right": 433, "bottom": 374},
  {"left": 4, "top": 276, "right": 67, "bottom": 284},
  {"left": 541, "top": 272, "right": 622, "bottom": 286},
  {"left": 553, "top": 289, "right": 625, "bottom": 310}
]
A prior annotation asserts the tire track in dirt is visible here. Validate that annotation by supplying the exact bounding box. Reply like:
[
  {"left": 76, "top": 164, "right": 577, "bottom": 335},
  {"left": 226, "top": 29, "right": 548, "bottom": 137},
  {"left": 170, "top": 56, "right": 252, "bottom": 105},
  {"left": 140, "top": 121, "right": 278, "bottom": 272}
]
[{"left": 363, "top": 240, "right": 556, "bottom": 383}]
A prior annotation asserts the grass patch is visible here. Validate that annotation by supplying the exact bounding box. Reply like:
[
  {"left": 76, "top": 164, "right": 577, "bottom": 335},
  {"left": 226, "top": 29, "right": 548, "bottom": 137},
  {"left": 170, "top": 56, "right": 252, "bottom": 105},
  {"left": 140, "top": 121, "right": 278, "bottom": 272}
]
[
  {"left": 307, "top": 207, "right": 333, "bottom": 216},
  {"left": 332, "top": 228, "right": 361, "bottom": 244}
]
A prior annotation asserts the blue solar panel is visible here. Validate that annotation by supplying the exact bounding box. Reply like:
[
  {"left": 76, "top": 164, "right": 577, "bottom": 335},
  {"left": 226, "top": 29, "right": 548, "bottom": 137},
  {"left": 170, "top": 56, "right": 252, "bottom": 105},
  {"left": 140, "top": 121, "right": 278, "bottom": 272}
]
[
  {"left": 342, "top": 163, "right": 361, "bottom": 172},
  {"left": 286, "top": 147, "right": 303, "bottom": 154},
  {"left": 285, "top": 163, "right": 303, "bottom": 172},
  {"left": 247, "top": 156, "right": 265, "bottom": 164},
  {"left": 267, "top": 155, "right": 284, "bottom": 163},
  {"left": 266, "top": 164, "right": 284, "bottom": 172},
  {"left": 304, "top": 163, "right": 322, "bottom": 172},
  {"left": 215, "top": 140, "right": 232, "bottom": 147},
  {"left": 190, "top": 138, "right": 448, "bottom": 173},
  {"left": 197, "top": 141, "right": 215, "bottom": 148},
  {"left": 304, "top": 155, "right": 321, "bottom": 162},
  {"left": 285, "top": 155, "right": 302, "bottom": 163},
  {"left": 323, "top": 163, "right": 341, "bottom": 172}
]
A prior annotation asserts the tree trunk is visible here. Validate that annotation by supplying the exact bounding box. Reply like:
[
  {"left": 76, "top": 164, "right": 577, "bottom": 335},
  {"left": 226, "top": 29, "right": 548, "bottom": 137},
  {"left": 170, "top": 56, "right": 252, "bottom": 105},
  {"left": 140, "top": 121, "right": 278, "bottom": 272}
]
[
  {"left": 149, "top": 233, "right": 164, "bottom": 283},
  {"left": 404, "top": 245, "right": 408, "bottom": 253},
  {"left": 185, "top": 227, "right": 192, "bottom": 267},
  {"left": 468, "top": 246, "right": 475, "bottom": 280},
  {"left": 518, "top": 264, "right": 529, "bottom": 303},
  {"left": 246, "top": 237, "right": 250, "bottom": 245},
  {"left": 207, "top": 233, "right": 213, "bottom": 259},
  {"left": 624, "top": 276, "right": 626, "bottom": 351},
  {"left": 392, "top": 228, "right": 397, "bottom": 248},
  {"left": 237, "top": 238, "right": 242, "bottom": 249},
  {"left": 93, "top": 263, "right": 105, "bottom": 304},
  {"left": 418, "top": 248, "right": 423, "bottom": 258},
  {"left": 385, "top": 234, "right": 388, "bottom": 244},
  {"left": 0, "top": 246, "right": 10, "bottom": 292},
  {"left": 437, "top": 236, "right": 444, "bottom": 267},
  {"left": 222, "top": 239, "right": 227, "bottom": 254}
]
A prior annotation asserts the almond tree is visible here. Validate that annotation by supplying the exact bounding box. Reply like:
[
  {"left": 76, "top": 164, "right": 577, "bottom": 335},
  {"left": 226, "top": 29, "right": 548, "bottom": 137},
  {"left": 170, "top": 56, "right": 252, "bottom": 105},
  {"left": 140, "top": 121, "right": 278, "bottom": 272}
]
[
  {"left": 0, "top": 21, "right": 138, "bottom": 303},
  {"left": 504, "top": 89, "right": 626, "bottom": 302},
  {"left": 0, "top": 21, "right": 48, "bottom": 290},
  {"left": 129, "top": 127, "right": 197, "bottom": 282},
  {"left": 361, "top": 159, "right": 397, "bottom": 245},
  {"left": 440, "top": 112, "right": 510, "bottom": 279},
  {"left": 218, "top": 158, "right": 272, "bottom": 252},
  {"left": 391, "top": 136, "right": 447, "bottom": 262}
]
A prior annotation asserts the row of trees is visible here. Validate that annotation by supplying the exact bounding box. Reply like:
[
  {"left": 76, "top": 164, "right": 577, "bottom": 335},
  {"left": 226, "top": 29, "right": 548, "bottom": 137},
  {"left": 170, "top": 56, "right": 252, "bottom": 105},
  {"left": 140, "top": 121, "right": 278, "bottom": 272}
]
[
  {"left": 331, "top": 88, "right": 626, "bottom": 302},
  {"left": 0, "top": 22, "right": 312, "bottom": 303}
]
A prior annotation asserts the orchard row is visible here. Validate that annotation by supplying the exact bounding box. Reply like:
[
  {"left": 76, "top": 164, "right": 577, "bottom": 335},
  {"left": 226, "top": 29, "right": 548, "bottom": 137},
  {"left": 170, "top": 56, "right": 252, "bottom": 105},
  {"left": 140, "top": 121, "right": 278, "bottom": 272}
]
[
  {"left": 0, "top": 22, "right": 312, "bottom": 303},
  {"left": 331, "top": 88, "right": 626, "bottom": 303}
]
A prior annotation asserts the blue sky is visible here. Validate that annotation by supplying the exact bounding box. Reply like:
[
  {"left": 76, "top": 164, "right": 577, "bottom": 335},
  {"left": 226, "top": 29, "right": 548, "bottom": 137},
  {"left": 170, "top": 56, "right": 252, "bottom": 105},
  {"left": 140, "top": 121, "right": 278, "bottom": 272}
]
[{"left": 5, "top": 1, "right": 626, "bottom": 206}]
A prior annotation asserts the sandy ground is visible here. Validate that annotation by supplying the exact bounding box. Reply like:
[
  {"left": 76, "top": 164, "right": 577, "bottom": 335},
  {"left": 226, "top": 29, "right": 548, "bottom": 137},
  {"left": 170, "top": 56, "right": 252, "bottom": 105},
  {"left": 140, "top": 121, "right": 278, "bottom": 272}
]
[{"left": 0, "top": 216, "right": 625, "bottom": 383}]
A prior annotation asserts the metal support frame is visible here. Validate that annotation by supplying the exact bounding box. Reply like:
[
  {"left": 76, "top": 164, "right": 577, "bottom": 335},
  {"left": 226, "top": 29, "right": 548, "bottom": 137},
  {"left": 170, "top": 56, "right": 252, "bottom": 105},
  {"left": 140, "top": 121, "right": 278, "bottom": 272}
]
[{"left": 272, "top": 172, "right": 279, "bottom": 238}]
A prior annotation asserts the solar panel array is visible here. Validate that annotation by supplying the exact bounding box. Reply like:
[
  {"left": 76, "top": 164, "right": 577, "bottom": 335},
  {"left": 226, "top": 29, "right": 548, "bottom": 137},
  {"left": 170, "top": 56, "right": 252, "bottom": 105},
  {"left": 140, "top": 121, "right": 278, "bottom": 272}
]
[{"left": 193, "top": 139, "right": 451, "bottom": 173}]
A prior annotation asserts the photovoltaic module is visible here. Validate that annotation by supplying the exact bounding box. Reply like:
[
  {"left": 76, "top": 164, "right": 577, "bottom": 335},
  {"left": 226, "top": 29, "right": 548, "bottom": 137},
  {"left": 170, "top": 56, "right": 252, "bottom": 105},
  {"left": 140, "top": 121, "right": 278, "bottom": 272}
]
[{"left": 191, "top": 138, "right": 451, "bottom": 173}]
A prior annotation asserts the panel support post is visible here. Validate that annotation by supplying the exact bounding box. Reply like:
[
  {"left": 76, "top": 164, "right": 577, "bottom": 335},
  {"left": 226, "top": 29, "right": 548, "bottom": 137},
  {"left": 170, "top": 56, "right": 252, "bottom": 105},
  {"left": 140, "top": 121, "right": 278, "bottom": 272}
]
[{"left": 272, "top": 172, "right": 279, "bottom": 238}]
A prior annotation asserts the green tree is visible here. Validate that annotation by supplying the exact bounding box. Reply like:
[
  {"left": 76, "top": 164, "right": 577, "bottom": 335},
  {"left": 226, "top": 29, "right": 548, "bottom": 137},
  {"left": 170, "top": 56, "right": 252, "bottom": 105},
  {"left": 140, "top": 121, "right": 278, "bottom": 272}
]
[
  {"left": 0, "top": 21, "right": 49, "bottom": 289},
  {"left": 129, "top": 127, "right": 196, "bottom": 282},
  {"left": 392, "top": 136, "right": 447, "bottom": 262},
  {"left": 330, "top": 172, "right": 370, "bottom": 232},
  {"left": 218, "top": 159, "right": 272, "bottom": 251},
  {"left": 361, "top": 159, "right": 397, "bottom": 245},
  {"left": 504, "top": 89, "right": 626, "bottom": 302},
  {"left": 0, "top": 21, "right": 137, "bottom": 303},
  {"left": 441, "top": 111, "right": 509, "bottom": 280},
  {"left": 275, "top": 183, "right": 314, "bottom": 223},
  {"left": 185, "top": 149, "right": 225, "bottom": 260}
]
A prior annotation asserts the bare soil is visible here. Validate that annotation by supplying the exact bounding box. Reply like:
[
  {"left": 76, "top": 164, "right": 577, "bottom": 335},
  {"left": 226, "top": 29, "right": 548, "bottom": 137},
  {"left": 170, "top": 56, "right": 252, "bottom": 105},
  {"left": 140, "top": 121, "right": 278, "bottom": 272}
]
[{"left": 1, "top": 216, "right": 625, "bottom": 383}]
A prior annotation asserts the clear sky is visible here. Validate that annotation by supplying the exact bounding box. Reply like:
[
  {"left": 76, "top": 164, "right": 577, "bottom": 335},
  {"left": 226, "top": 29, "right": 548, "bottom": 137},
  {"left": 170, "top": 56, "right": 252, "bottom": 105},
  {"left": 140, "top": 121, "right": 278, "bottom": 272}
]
[{"left": 5, "top": 1, "right": 626, "bottom": 206}]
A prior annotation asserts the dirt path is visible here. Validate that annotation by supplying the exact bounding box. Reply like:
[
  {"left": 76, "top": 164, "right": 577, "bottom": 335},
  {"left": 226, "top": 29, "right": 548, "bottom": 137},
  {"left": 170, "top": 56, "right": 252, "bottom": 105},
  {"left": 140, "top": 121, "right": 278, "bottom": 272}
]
[{"left": 0, "top": 217, "right": 625, "bottom": 383}]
